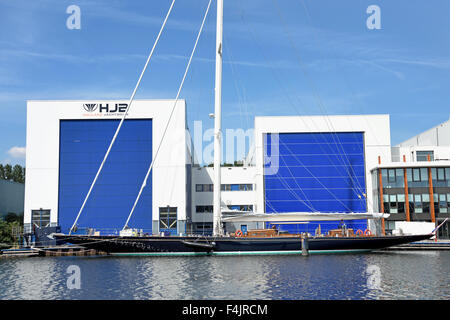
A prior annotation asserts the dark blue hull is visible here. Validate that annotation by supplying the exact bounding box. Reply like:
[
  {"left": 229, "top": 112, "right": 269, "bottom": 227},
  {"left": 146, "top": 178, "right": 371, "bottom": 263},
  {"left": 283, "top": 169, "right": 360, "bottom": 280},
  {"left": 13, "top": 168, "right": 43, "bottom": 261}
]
[{"left": 54, "top": 233, "right": 433, "bottom": 256}]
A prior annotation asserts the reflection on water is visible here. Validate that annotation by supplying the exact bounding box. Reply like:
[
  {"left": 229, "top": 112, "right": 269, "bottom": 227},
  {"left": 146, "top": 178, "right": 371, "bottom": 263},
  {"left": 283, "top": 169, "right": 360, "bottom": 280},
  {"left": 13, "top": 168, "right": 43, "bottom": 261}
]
[{"left": 0, "top": 251, "right": 449, "bottom": 300}]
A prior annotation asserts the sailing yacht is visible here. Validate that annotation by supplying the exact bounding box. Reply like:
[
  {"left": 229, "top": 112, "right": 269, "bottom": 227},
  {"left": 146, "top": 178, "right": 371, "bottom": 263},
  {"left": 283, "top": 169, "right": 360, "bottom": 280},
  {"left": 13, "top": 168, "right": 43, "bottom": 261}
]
[{"left": 54, "top": 0, "right": 434, "bottom": 255}]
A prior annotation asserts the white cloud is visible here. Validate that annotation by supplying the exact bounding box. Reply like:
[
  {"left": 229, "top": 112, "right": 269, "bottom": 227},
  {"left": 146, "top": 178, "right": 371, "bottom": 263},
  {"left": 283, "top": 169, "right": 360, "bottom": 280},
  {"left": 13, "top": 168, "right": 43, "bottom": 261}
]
[{"left": 7, "top": 146, "right": 26, "bottom": 159}]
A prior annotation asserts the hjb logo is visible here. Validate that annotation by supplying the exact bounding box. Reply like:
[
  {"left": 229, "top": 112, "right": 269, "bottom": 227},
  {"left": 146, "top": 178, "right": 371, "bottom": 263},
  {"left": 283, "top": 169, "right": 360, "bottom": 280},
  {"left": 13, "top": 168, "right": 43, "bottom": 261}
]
[{"left": 82, "top": 103, "right": 128, "bottom": 113}]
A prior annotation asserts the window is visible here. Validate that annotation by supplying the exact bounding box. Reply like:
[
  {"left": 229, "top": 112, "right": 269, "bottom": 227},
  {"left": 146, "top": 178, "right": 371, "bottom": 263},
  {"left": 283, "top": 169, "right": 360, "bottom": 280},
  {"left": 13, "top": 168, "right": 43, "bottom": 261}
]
[
  {"left": 196, "top": 184, "right": 213, "bottom": 192},
  {"left": 389, "top": 195, "right": 398, "bottom": 213},
  {"left": 388, "top": 169, "right": 396, "bottom": 183},
  {"left": 432, "top": 168, "right": 447, "bottom": 187},
  {"left": 437, "top": 168, "right": 445, "bottom": 181},
  {"left": 228, "top": 205, "right": 253, "bottom": 212},
  {"left": 416, "top": 151, "right": 434, "bottom": 162},
  {"left": 446, "top": 168, "right": 450, "bottom": 187},
  {"left": 382, "top": 194, "right": 389, "bottom": 213},
  {"left": 397, "top": 194, "right": 405, "bottom": 214},
  {"left": 220, "top": 184, "right": 252, "bottom": 191},
  {"left": 422, "top": 194, "right": 430, "bottom": 213},
  {"left": 421, "top": 168, "right": 428, "bottom": 181},
  {"left": 414, "top": 194, "right": 423, "bottom": 213},
  {"left": 409, "top": 167, "right": 429, "bottom": 187},
  {"left": 413, "top": 168, "right": 420, "bottom": 182},
  {"left": 439, "top": 194, "right": 448, "bottom": 213},
  {"left": 239, "top": 184, "right": 253, "bottom": 191},
  {"left": 31, "top": 209, "right": 50, "bottom": 228},
  {"left": 381, "top": 169, "right": 388, "bottom": 186},
  {"left": 196, "top": 205, "right": 213, "bottom": 213},
  {"left": 159, "top": 207, "right": 177, "bottom": 231},
  {"left": 382, "top": 169, "right": 404, "bottom": 188}
]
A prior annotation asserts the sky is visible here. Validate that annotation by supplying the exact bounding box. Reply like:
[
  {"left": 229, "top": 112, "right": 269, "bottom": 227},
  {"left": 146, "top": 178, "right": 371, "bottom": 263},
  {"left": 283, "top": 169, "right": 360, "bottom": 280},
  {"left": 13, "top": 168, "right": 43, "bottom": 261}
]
[{"left": 1, "top": 0, "right": 450, "bottom": 166}]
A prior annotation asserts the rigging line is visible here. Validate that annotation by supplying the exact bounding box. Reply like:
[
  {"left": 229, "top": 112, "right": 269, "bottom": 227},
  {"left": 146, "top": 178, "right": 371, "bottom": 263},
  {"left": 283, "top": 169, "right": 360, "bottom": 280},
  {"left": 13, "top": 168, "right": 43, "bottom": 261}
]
[
  {"left": 266, "top": 135, "right": 318, "bottom": 212},
  {"left": 294, "top": 0, "right": 384, "bottom": 210},
  {"left": 277, "top": 137, "right": 354, "bottom": 213},
  {"left": 223, "top": 32, "right": 251, "bottom": 133},
  {"left": 237, "top": 4, "right": 366, "bottom": 208},
  {"left": 296, "top": 0, "right": 388, "bottom": 166},
  {"left": 123, "top": 0, "right": 213, "bottom": 230},
  {"left": 277, "top": 153, "right": 318, "bottom": 212},
  {"left": 69, "top": 0, "right": 176, "bottom": 235},
  {"left": 269, "top": 0, "right": 368, "bottom": 203},
  {"left": 235, "top": 2, "right": 366, "bottom": 200}
]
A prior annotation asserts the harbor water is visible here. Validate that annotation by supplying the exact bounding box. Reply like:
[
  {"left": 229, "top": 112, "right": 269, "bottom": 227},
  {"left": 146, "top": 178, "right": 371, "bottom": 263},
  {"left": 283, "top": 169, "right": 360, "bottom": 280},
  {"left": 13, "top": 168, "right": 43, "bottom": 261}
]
[{"left": 1, "top": 251, "right": 449, "bottom": 300}]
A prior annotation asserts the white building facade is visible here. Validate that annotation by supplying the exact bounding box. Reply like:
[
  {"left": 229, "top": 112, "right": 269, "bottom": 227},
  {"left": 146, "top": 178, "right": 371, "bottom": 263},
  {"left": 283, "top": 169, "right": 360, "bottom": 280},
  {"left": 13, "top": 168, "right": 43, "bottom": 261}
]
[{"left": 24, "top": 99, "right": 191, "bottom": 236}]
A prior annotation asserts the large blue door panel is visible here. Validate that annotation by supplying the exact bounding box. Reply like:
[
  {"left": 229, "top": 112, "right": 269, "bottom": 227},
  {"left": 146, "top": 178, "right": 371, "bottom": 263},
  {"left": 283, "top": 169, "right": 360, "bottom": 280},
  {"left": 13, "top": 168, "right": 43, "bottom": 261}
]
[
  {"left": 264, "top": 132, "right": 367, "bottom": 214},
  {"left": 58, "top": 119, "right": 152, "bottom": 234}
]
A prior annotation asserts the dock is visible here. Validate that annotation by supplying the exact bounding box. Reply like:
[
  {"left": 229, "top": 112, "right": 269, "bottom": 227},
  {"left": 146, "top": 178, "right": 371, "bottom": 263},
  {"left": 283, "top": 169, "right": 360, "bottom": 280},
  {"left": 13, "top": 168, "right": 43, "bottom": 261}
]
[{"left": 381, "top": 240, "right": 450, "bottom": 251}]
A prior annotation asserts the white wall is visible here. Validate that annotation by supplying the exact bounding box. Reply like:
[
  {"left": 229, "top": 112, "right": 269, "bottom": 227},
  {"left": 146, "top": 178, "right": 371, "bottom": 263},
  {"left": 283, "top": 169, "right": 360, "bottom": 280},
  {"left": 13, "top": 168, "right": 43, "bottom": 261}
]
[
  {"left": 392, "top": 145, "right": 450, "bottom": 162},
  {"left": 191, "top": 166, "right": 256, "bottom": 223},
  {"left": 25, "top": 99, "right": 188, "bottom": 231},
  {"left": 253, "top": 114, "right": 392, "bottom": 214},
  {"left": 396, "top": 118, "right": 450, "bottom": 147}
]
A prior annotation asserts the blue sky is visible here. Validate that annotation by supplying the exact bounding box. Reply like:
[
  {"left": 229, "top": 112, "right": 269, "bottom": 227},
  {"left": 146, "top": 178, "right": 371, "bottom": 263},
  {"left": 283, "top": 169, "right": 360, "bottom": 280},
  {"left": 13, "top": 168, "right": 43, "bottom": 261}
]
[{"left": 1, "top": 0, "right": 450, "bottom": 166}]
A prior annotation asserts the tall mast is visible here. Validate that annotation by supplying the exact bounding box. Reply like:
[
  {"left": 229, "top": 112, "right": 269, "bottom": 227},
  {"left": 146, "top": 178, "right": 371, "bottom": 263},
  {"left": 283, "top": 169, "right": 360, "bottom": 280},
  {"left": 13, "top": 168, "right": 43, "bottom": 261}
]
[{"left": 213, "top": 0, "right": 223, "bottom": 236}]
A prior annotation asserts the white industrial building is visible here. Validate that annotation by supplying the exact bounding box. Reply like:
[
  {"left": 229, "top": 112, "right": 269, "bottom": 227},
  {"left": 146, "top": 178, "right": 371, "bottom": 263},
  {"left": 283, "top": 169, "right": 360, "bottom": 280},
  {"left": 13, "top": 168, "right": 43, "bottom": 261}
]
[
  {"left": 24, "top": 99, "right": 191, "bottom": 235},
  {"left": 24, "top": 99, "right": 450, "bottom": 238}
]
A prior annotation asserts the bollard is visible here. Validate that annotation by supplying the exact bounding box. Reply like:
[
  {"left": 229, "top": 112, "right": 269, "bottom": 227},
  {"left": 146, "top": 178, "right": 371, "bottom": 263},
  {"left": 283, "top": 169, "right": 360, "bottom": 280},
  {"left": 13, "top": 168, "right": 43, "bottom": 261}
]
[{"left": 301, "top": 234, "right": 309, "bottom": 256}]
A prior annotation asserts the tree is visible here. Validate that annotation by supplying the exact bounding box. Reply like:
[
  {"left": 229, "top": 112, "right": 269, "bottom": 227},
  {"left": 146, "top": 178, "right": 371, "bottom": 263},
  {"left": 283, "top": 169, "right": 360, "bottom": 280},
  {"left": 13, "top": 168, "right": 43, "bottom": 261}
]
[
  {"left": 4, "top": 164, "right": 12, "bottom": 181},
  {"left": 4, "top": 213, "right": 22, "bottom": 223},
  {"left": 12, "top": 165, "right": 24, "bottom": 183},
  {"left": 0, "top": 164, "right": 25, "bottom": 183}
]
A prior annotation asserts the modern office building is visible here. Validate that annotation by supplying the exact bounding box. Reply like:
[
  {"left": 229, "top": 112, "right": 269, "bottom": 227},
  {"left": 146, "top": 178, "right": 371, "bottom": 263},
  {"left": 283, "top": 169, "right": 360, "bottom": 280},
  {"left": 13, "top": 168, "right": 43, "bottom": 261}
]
[
  {"left": 371, "top": 118, "right": 450, "bottom": 238},
  {"left": 23, "top": 99, "right": 450, "bottom": 238}
]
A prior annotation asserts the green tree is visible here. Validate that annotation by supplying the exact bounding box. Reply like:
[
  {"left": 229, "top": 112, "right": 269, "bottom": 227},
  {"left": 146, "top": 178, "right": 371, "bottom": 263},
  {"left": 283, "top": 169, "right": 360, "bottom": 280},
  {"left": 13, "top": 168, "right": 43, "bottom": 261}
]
[
  {"left": 0, "top": 216, "right": 23, "bottom": 249},
  {"left": 4, "top": 164, "right": 13, "bottom": 180},
  {"left": 12, "top": 165, "right": 24, "bottom": 183},
  {"left": 0, "top": 164, "right": 4, "bottom": 180},
  {"left": 4, "top": 213, "right": 22, "bottom": 223}
]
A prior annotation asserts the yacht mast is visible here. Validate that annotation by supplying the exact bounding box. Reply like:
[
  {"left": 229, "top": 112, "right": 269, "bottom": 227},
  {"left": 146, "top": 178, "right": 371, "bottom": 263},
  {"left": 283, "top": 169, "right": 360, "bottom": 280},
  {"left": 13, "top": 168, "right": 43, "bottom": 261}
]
[{"left": 213, "top": 0, "right": 223, "bottom": 236}]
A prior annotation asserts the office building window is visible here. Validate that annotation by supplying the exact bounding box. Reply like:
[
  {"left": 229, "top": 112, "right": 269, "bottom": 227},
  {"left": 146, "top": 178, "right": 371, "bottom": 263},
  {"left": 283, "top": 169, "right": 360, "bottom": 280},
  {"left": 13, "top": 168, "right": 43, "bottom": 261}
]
[
  {"left": 397, "top": 194, "right": 405, "bottom": 213},
  {"left": 197, "top": 184, "right": 253, "bottom": 192},
  {"left": 446, "top": 168, "right": 450, "bottom": 187},
  {"left": 432, "top": 167, "right": 450, "bottom": 187},
  {"left": 408, "top": 168, "right": 429, "bottom": 187},
  {"left": 228, "top": 205, "right": 253, "bottom": 212},
  {"left": 439, "top": 194, "right": 448, "bottom": 213},
  {"left": 422, "top": 194, "right": 430, "bottom": 213},
  {"left": 196, "top": 205, "right": 213, "bottom": 213},
  {"left": 389, "top": 195, "right": 398, "bottom": 213},
  {"left": 416, "top": 151, "right": 434, "bottom": 162},
  {"left": 413, "top": 194, "right": 423, "bottom": 213},
  {"left": 381, "top": 169, "right": 404, "bottom": 188},
  {"left": 434, "top": 194, "right": 450, "bottom": 214}
]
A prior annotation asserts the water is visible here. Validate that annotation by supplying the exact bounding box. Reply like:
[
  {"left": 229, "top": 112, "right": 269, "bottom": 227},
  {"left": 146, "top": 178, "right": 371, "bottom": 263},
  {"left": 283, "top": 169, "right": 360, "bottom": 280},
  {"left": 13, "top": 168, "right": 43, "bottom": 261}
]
[{"left": 1, "top": 251, "right": 449, "bottom": 300}]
